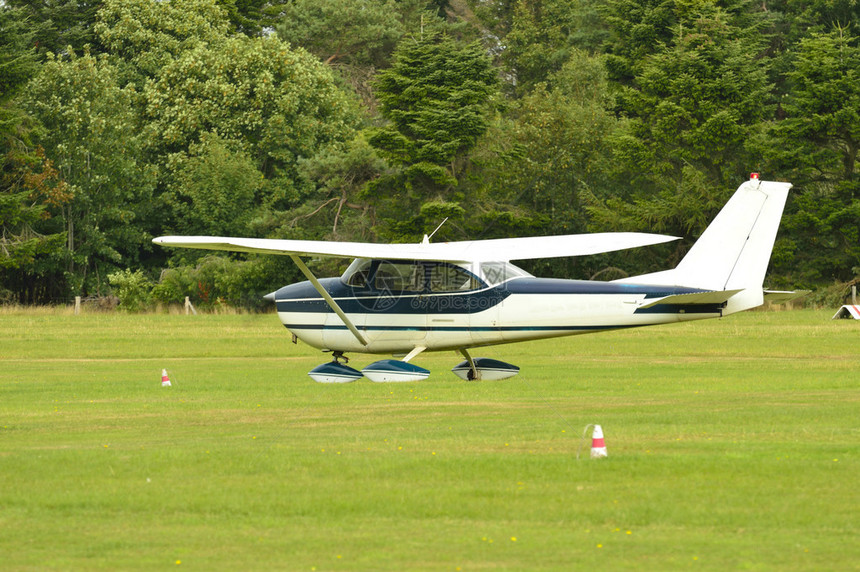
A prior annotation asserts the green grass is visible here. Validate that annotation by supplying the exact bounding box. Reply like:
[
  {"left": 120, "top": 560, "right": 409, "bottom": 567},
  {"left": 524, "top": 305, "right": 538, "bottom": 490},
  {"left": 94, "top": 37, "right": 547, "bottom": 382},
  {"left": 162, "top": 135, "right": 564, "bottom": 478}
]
[{"left": 2, "top": 308, "right": 858, "bottom": 571}]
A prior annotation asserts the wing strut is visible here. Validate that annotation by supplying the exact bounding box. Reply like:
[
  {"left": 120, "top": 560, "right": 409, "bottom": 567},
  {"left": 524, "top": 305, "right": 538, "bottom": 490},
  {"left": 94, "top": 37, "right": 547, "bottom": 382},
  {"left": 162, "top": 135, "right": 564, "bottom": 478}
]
[{"left": 289, "top": 255, "right": 368, "bottom": 347}]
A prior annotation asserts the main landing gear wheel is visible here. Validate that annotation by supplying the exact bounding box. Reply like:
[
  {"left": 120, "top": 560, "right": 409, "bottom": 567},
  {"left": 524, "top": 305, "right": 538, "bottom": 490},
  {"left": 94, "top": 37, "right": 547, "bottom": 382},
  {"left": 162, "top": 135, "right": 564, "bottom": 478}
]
[
  {"left": 451, "top": 349, "right": 520, "bottom": 381},
  {"left": 308, "top": 352, "right": 363, "bottom": 383}
]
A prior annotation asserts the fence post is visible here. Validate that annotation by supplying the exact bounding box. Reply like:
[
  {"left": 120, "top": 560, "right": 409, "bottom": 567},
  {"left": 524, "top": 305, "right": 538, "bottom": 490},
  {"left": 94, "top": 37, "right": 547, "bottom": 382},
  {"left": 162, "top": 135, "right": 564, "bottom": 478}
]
[
  {"left": 184, "top": 296, "right": 197, "bottom": 315},
  {"left": 74, "top": 296, "right": 81, "bottom": 315}
]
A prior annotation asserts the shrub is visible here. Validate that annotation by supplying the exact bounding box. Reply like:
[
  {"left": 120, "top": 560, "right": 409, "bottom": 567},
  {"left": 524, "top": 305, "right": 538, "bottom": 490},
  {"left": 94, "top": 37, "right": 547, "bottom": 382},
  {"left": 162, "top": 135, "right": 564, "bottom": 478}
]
[{"left": 107, "top": 269, "right": 154, "bottom": 312}]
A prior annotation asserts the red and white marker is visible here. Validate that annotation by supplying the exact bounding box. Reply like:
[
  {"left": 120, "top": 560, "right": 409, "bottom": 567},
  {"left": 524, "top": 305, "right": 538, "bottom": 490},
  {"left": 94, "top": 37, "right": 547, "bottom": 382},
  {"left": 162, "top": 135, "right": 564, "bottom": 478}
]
[
  {"left": 590, "top": 425, "right": 608, "bottom": 459},
  {"left": 161, "top": 369, "right": 172, "bottom": 387}
]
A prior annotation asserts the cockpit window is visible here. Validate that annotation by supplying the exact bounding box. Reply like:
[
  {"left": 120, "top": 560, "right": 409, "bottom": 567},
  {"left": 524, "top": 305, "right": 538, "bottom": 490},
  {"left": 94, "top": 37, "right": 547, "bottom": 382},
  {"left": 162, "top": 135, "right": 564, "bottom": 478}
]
[
  {"left": 342, "top": 259, "right": 488, "bottom": 292},
  {"left": 375, "top": 261, "right": 424, "bottom": 292},
  {"left": 429, "top": 263, "right": 481, "bottom": 292},
  {"left": 481, "top": 261, "right": 532, "bottom": 286}
]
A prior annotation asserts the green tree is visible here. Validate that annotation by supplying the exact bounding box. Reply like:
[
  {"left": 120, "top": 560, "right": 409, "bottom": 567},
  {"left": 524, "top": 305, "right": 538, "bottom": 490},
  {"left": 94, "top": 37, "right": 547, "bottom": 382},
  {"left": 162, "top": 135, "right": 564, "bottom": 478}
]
[
  {"left": 601, "top": 0, "right": 678, "bottom": 85},
  {"left": 276, "top": 0, "right": 403, "bottom": 67},
  {"left": 292, "top": 135, "right": 384, "bottom": 240},
  {"left": 23, "top": 50, "right": 157, "bottom": 295},
  {"left": 366, "top": 32, "right": 498, "bottom": 239},
  {"left": 767, "top": 28, "right": 860, "bottom": 283},
  {"left": 0, "top": 149, "right": 71, "bottom": 303},
  {"left": 472, "top": 51, "right": 623, "bottom": 277},
  {"left": 145, "top": 35, "right": 359, "bottom": 214},
  {"left": 1, "top": 4, "right": 70, "bottom": 303},
  {"left": 595, "top": 4, "right": 772, "bottom": 238},
  {"left": 6, "top": 0, "right": 102, "bottom": 56},
  {"left": 107, "top": 268, "right": 153, "bottom": 311},
  {"left": 95, "top": 0, "right": 231, "bottom": 83},
  {"left": 503, "top": 0, "right": 607, "bottom": 95},
  {"left": 778, "top": 29, "right": 859, "bottom": 193},
  {"left": 219, "top": 0, "right": 291, "bottom": 37},
  {"left": 168, "top": 133, "right": 264, "bottom": 236}
]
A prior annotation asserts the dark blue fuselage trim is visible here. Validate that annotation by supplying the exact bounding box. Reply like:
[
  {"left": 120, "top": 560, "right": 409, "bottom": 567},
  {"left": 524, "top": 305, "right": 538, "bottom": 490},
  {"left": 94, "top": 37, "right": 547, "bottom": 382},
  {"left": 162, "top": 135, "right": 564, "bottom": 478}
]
[{"left": 273, "top": 277, "right": 708, "bottom": 316}]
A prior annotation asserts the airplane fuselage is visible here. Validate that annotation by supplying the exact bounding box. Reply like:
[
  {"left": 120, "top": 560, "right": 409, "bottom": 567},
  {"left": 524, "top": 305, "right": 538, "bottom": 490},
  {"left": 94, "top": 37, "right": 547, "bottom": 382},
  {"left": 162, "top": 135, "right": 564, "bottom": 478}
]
[{"left": 272, "top": 260, "right": 720, "bottom": 355}]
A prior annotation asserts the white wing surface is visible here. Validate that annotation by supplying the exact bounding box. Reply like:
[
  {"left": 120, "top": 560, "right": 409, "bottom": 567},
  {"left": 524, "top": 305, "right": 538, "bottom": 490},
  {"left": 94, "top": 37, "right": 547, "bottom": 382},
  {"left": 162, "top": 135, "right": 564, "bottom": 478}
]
[{"left": 152, "top": 232, "right": 678, "bottom": 262}]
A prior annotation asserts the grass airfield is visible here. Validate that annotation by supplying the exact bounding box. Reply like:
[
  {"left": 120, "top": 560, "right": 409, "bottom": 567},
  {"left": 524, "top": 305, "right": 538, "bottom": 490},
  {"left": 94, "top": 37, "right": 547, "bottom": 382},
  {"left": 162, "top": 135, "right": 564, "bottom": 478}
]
[{"left": 2, "top": 308, "right": 858, "bottom": 571}]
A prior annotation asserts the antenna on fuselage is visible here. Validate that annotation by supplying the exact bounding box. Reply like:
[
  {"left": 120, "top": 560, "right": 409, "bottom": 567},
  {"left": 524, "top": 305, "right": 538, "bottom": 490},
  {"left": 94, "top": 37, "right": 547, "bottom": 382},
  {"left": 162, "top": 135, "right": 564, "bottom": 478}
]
[{"left": 422, "top": 217, "right": 449, "bottom": 244}]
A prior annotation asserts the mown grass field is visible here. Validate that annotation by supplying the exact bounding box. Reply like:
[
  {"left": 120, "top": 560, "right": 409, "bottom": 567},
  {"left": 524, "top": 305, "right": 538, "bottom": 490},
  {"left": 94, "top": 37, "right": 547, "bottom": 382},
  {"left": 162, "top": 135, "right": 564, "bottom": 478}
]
[{"left": 2, "top": 308, "right": 858, "bottom": 571}]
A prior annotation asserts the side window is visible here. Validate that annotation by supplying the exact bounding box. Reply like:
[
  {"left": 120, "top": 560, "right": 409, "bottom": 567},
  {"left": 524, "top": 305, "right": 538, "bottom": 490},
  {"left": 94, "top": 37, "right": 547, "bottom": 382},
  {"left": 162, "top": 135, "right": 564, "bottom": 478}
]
[
  {"left": 481, "top": 262, "right": 509, "bottom": 286},
  {"left": 429, "top": 263, "right": 481, "bottom": 292},
  {"left": 375, "top": 261, "right": 424, "bottom": 292},
  {"left": 481, "top": 261, "right": 531, "bottom": 285}
]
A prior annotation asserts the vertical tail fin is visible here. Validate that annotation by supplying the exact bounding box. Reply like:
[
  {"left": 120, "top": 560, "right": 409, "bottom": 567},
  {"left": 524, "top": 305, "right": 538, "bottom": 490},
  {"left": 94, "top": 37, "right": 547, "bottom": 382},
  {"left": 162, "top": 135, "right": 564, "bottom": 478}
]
[
  {"left": 675, "top": 178, "right": 791, "bottom": 292},
  {"left": 621, "top": 178, "right": 791, "bottom": 311}
]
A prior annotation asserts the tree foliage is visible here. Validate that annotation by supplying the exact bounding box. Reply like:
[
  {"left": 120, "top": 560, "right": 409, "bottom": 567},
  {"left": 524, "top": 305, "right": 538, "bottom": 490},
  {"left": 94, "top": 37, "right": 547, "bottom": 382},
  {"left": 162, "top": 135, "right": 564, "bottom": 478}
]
[
  {"left": 145, "top": 35, "right": 359, "bottom": 207},
  {"left": 5, "top": 0, "right": 102, "bottom": 56},
  {"left": 22, "top": 50, "right": 156, "bottom": 295},
  {"left": 95, "top": 0, "right": 231, "bottom": 82},
  {"left": 767, "top": 28, "right": 860, "bottom": 284},
  {"left": 366, "top": 32, "right": 498, "bottom": 240},
  {"left": 276, "top": 0, "right": 403, "bottom": 68}
]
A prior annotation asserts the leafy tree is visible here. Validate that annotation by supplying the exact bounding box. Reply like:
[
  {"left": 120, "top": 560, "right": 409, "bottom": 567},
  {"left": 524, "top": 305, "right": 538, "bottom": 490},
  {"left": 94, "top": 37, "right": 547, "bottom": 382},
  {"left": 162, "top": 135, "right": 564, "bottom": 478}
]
[
  {"left": 503, "top": 0, "right": 607, "bottom": 95},
  {"left": 777, "top": 29, "right": 859, "bottom": 193},
  {"left": 1, "top": 4, "right": 70, "bottom": 302},
  {"left": 292, "top": 135, "right": 385, "bottom": 239},
  {"left": 152, "top": 253, "right": 301, "bottom": 310},
  {"left": 372, "top": 33, "right": 498, "bottom": 169},
  {"left": 601, "top": 0, "right": 764, "bottom": 85},
  {"left": 604, "top": 4, "right": 772, "bottom": 212},
  {"left": 601, "top": 0, "right": 678, "bottom": 85},
  {"left": 6, "top": 0, "right": 103, "bottom": 56},
  {"left": 578, "top": 2, "right": 777, "bottom": 277},
  {"left": 767, "top": 28, "right": 860, "bottom": 283},
  {"left": 218, "top": 0, "right": 291, "bottom": 37},
  {"left": 167, "top": 133, "right": 264, "bottom": 236},
  {"left": 0, "top": 149, "right": 71, "bottom": 303},
  {"left": 467, "top": 0, "right": 518, "bottom": 37},
  {"left": 145, "top": 35, "right": 359, "bottom": 214},
  {"left": 780, "top": 0, "right": 860, "bottom": 37},
  {"left": 95, "top": 0, "right": 231, "bottom": 83},
  {"left": 366, "top": 32, "right": 498, "bottom": 239},
  {"left": 23, "top": 50, "right": 157, "bottom": 295},
  {"left": 107, "top": 268, "right": 153, "bottom": 311},
  {"left": 473, "top": 51, "right": 624, "bottom": 277},
  {"left": 276, "top": 0, "right": 403, "bottom": 67}
]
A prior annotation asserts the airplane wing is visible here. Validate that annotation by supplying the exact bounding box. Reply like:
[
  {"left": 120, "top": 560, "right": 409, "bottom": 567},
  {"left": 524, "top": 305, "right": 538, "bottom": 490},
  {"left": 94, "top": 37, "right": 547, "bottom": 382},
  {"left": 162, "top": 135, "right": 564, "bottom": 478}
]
[{"left": 152, "top": 232, "right": 679, "bottom": 262}]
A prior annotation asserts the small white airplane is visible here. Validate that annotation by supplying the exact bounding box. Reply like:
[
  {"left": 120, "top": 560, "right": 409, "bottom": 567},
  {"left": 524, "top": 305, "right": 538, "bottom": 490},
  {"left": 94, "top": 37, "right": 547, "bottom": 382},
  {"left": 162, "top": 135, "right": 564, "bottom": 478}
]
[{"left": 154, "top": 175, "right": 795, "bottom": 382}]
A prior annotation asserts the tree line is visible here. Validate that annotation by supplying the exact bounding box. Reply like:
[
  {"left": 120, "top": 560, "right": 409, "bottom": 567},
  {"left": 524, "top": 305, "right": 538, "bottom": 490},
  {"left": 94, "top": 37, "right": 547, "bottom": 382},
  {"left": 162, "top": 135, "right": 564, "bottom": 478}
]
[{"left": 1, "top": 0, "right": 857, "bottom": 309}]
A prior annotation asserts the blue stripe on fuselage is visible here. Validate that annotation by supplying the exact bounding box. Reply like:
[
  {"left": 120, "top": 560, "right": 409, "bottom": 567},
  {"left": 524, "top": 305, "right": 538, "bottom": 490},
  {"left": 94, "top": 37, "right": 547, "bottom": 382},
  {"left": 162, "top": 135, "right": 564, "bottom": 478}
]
[
  {"left": 273, "top": 277, "right": 706, "bottom": 315},
  {"left": 273, "top": 278, "right": 510, "bottom": 314},
  {"left": 283, "top": 323, "right": 634, "bottom": 333}
]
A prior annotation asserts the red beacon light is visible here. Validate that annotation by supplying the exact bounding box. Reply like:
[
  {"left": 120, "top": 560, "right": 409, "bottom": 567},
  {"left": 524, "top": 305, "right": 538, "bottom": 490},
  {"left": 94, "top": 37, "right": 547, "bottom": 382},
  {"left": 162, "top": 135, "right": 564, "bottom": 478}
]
[{"left": 750, "top": 172, "right": 760, "bottom": 180}]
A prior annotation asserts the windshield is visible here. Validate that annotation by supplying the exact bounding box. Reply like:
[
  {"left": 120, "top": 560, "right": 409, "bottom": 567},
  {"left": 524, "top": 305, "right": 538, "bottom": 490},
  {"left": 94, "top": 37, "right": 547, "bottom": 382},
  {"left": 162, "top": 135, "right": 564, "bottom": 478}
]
[
  {"left": 341, "top": 258, "right": 373, "bottom": 287},
  {"left": 341, "top": 259, "right": 486, "bottom": 292}
]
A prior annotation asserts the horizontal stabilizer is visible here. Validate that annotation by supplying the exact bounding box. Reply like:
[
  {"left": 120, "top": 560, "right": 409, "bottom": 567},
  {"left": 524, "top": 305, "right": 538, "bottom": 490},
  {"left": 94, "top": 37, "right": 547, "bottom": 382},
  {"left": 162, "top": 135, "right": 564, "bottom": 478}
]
[
  {"left": 638, "top": 289, "right": 743, "bottom": 309},
  {"left": 763, "top": 290, "right": 811, "bottom": 304},
  {"left": 152, "top": 232, "right": 678, "bottom": 263}
]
